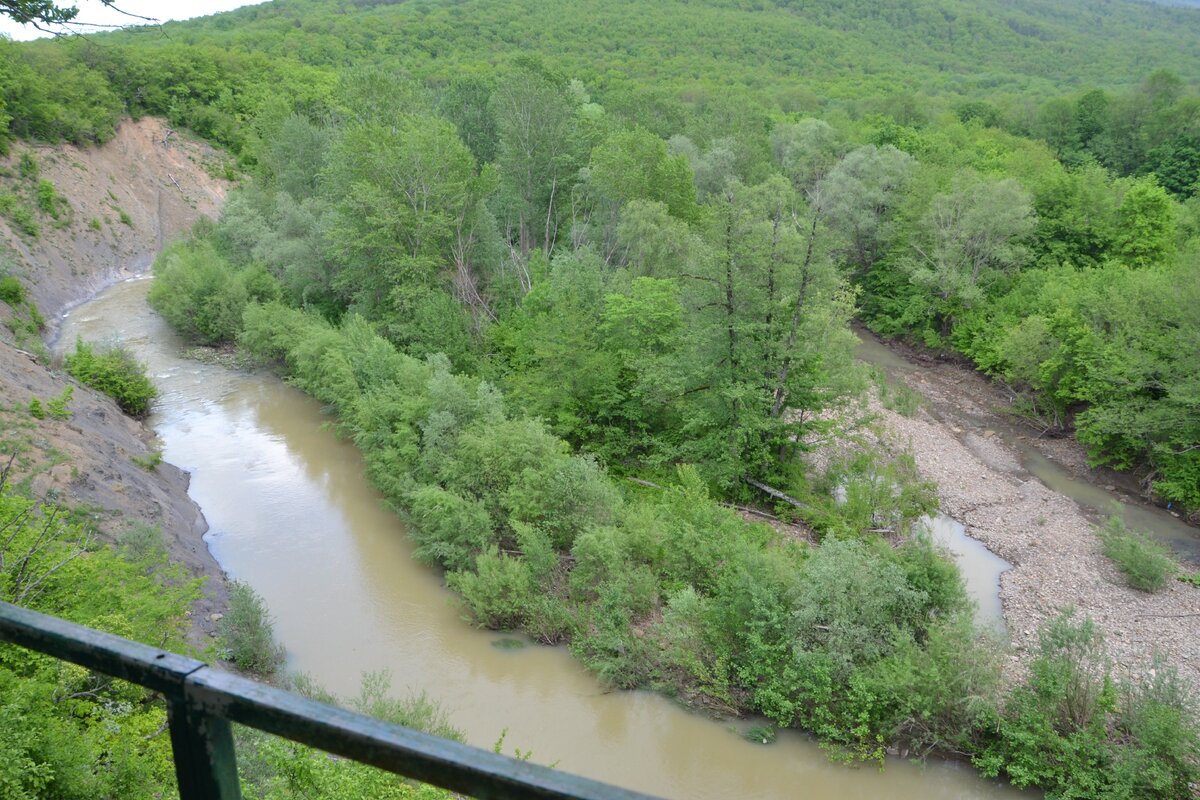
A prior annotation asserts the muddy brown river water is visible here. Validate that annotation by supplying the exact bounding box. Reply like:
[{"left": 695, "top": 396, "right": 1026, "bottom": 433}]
[{"left": 58, "top": 276, "right": 1025, "bottom": 799}]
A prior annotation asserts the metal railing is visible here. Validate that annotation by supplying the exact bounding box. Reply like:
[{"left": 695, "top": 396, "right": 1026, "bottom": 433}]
[{"left": 0, "top": 601, "right": 663, "bottom": 800}]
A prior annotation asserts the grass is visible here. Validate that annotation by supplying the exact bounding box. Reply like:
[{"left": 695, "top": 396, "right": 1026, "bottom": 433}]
[
  {"left": 1096, "top": 515, "right": 1177, "bottom": 593},
  {"left": 131, "top": 450, "right": 163, "bottom": 470},
  {"left": 218, "top": 581, "right": 285, "bottom": 676},
  {"left": 876, "top": 372, "right": 923, "bottom": 417}
]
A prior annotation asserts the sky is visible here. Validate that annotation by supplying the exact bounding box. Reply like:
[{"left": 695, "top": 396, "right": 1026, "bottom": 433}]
[{"left": 0, "top": 1, "right": 269, "bottom": 41}]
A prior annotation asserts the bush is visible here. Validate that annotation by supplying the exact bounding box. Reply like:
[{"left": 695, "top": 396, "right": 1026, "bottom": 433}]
[
  {"left": 977, "top": 611, "right": 1116, "bottom": 795},
  {"left": 406, "top": 484, "right": 495, "bottom": 571},
  {"left": 46, "top": 384, "right": 72, "bottom": 420},
  {"left": 447, "top": 548, "right": 534, "bottom": 630},
  {"left": 18, "top": 152, "right": 37, "bottom": 180},
  {"left": 1096, "top": 515, "right": 1176, "bottom": 592},
  {"left": 0, "top": 275, "right": 25, "bottom": 306},
  {"left": 149, "top": 239, "right": 279, "bottom": 345},
  {"left": 36, "top": 179, "right": 59, "bottom": 218},
  {"left": 218, "top": 581, "right": 285, "bottom": 676},
  {"left": 64, "top": 339, "right": 157, "bottom": 418},
  {"left": 0, "top": 194, "right": 39, "bottom": 237},
  {"left": 350, "top": 671, "right": 464, "bottom": 742},
  {"left": 977, "top": 611, "right": 1200, "bottom": 799}
]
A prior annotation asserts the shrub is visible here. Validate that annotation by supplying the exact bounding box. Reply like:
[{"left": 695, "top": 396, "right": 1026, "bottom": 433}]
[
  {"left": 45, "top": 385, "right": 72, "bottom": 420},
  {"left": 350, "top": 671, "right": 464, "bottom": 742},
  {"left": 218, "top": 581, "right": 285, "bottom": 676},
  {"left": 88, "top": 216, "right": 101, "bottom": 231},
  {"left": 406, "top": 484, "right": 495, "bottom": 571},
  {"left": 0, "top": 275, "right": 25, "bottom": 306},
  {"left": 1, "top": 196, "right": 39, "bottom": 237},
  {"left": 976, "top": 611, "right": 1116, "bottom": 795},
  {"left": 26, "top": 301, "right": 44, "bottom": 330},
  {"left": 18, "top": 152, "right": 37, "bottom": 180},
  {"left": 35, "top": 179, "right": 59, "bottom": 218},
  {"left": 27, "top": 397, "right": 43, "bottom": 419},
  {"left": 148, "top": 239, "right": 279, "bottom": 344},
  {"left": 131, "top": 450, "right": 163, "bottom": 470},
  {"left": 1096, "top": 515, "right": 1176, "bottom": 592},
  {"left": 63, "top": 338, "right": 157, "bottom": 418},
  {"left": 116, "top": 523, "right": 169, "bottom": 566},
  {"left": 978, "top": 611, "right": 1200, "bottom": 799},
  {"left": 447, "top": 548, "right": 533, "bottom": 629}
]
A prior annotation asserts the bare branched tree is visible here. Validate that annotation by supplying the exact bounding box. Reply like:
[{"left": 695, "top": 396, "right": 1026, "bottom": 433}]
[{"left": 0, "top": 1, "right": 157, "bottom": 35}]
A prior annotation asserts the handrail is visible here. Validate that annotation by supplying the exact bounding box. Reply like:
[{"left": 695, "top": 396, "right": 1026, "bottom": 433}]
[{"left": 0, "top": 601, "right": 664, "bottom": 800}]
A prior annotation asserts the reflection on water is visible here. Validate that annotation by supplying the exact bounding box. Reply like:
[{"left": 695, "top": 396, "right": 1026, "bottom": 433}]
[
  {"left": 56, "top": 279, "right": 1025, "bottom": 799},
  {"left": 923, "top": 515, "right": 1009, "bottom": 632}
]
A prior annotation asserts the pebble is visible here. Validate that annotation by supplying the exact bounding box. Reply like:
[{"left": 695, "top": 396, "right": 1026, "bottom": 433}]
[{"left": 867, "top": 385, "right": 1200, "bottom": 690}]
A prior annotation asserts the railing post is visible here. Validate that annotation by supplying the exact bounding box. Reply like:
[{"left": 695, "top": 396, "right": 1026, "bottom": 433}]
[{"left": 168, "top": 695, "right": 242, "bottom": 800}]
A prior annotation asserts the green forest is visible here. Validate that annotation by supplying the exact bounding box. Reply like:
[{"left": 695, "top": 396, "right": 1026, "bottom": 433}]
[{"left": 2, "top": 0, "right": 1200, "bottom": 797}]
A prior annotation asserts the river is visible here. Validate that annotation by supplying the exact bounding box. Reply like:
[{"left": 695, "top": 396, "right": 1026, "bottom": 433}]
[{"left": 57, "top": 276, "right": 1024, "bottom": 800}]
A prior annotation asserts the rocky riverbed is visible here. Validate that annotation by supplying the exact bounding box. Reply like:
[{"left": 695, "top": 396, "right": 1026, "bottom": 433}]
[{"left": 862, "top": 335, "right": 1200, "bottom": 687}]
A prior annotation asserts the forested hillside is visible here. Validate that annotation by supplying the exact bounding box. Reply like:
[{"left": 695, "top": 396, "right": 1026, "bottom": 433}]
[{"left": 1, "top": 0, "right": 1199, "bottom": 797}]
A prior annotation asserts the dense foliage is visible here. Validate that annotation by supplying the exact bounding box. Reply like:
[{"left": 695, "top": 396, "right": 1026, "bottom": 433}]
[
  {"left": 63, "top": 338, "right": 157, "bottom": 418},
  {"left": 120, "top": 1, "right": 1199, "bottom": 787},
  {"left": 0, "top": 479, "right": 202, "bottom": 799},
  {"left": 234, "top": 299, "right": 978, "bottom": 757},
  {"left": 0, "top": 2, "right": 1195, "bottom": 502}
]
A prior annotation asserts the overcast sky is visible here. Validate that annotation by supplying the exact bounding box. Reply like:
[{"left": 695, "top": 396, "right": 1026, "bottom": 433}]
[{"left": 0, "top": 1, "right": 269, "bottom": 41}]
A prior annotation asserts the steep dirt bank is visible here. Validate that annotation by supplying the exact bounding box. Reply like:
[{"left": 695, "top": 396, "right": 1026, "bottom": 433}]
[
  {"left": 1, "top": 117, "right": 228, "bottom": 342},
  {"left": 0, "top": 344, "right": 225, "bottom": 630},
  {"left": 860, "top": 333, "right": 1200, "bottom": 686},
  {"left": 0, "top": 118, "right": 230, "bottom": 644}
]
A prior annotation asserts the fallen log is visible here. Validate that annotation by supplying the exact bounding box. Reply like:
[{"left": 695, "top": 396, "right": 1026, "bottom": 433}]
[{"left": 744, "top": 477, "right": 813, "bottom": 513}]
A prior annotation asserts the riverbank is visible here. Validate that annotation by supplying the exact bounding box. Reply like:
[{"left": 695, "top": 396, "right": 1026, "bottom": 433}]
[
  {"left": 0, "top": 117, "right": 232, "bottom": 646},
  {"left": 858, "top": 331, "right": 1200, "bottom": 686}
]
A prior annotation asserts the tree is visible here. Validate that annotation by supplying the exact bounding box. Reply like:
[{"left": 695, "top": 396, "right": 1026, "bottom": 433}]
[
  {"left": 578, "top": 127, "right": 698, "bottom": 262},
  {"left": 820, "top": 144, "right": 916, "bottom": 276},
  {"left": 490, "top": 68, "right": 581, "bottom": 257},
  {"left": 0, "top": 1, "right": 152, "bottom": 33},
  {"left": 906, "top": 175, "right": 1036, "bottom": 334},
  {"left": 678, "top": 175, "right": 857, "bottom": 484},
  {"left": 770, "top": 118, "right": 843, "bottom": 192},
  {"left": 1115, "top": 176, "right": 1175, "bottom": 268},
  {"left": 322, "top": 113, "right": 492, "bottom": 363}
]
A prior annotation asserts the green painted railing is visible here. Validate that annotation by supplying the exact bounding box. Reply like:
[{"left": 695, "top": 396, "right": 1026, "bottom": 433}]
[{"left": 0, "top": 601, "right": 663, "bottom": 800}]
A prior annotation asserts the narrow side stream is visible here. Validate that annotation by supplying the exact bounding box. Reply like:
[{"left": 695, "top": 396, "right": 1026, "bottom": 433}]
[
  {"left": 854, "top": 330, "right": 1200, "bottom": 564},
  {"left": 57, "top": 278, "right": 1025, "bottom": 800}
]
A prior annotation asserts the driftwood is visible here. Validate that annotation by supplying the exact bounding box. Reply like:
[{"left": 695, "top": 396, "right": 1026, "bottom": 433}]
[
  {"left": 167, "top": 173, "right": 182, "bottom": 191},
  {"left": 743, "top": 477, "right": 813, "bottom": 513}
]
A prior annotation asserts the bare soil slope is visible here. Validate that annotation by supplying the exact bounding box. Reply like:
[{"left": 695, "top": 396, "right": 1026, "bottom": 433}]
[
  {"left": 1, "top": 117, "right": 228, "bottom": 340},
  {"left": 0, "top": 119, "right": 231, "bottom": 641}
]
